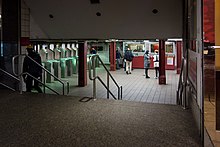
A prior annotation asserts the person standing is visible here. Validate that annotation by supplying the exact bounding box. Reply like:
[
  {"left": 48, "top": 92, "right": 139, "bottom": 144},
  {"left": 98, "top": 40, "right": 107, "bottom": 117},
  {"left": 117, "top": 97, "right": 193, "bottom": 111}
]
[
  {"left": 23, "top": 46, "right": 43, "bottom": 93},
  {"left": 144, "top": 50, "right": 150, "bottom": 78},
  {"left": 124, "top": 47, "right": 134, "bottom": 74},
  {"left": 153, "top": 50, "right": 159, "bottom": 79},
  {"left": 116, "top": 48, "right": 122, "bottom": 69}
]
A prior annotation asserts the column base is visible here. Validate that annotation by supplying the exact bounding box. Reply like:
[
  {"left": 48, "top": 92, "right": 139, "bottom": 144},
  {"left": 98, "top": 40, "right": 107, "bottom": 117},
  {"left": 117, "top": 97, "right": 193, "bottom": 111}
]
[
  {"left": 177, "top": 68, "right": 181, "bottom": 74},
  {"left": 159, "top": 75, "right": 166, "bottom": 85},
  {"left": 110, "top": 65, "right": 116, "bottom": 71}
]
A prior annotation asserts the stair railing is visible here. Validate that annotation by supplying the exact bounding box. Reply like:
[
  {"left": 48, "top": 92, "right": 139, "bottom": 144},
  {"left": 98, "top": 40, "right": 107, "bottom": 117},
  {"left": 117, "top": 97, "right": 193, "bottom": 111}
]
[
  {"left": 176, "top": 58, "right": 187, "bottom": 108},
  {"left": 88, "top": 54, "right": 122, "bottom": 100},
  {"left": 12, "top": 54, "right": 69, "bottom": 95},
  {"left": 0, "top": 68, "right": 20, "bottom": 91}
]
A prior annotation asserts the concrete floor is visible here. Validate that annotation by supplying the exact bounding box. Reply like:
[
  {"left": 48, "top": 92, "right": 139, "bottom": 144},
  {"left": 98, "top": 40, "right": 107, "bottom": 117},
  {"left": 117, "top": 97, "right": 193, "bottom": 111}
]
[
  {"left": 46, "top": 68, "right": 178, "bottom": 105},
  {"left": 0, "top": 91, "right": 201, "bottom": 147},
  {"left": 204, "top": 100, "right": 220, "bottom": 147}
]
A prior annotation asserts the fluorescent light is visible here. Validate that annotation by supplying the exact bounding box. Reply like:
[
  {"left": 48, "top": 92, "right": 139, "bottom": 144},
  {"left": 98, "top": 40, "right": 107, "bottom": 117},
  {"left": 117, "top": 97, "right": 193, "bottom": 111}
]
[{"left": 167, "top": 38, "right": 182, "bottom": 41}]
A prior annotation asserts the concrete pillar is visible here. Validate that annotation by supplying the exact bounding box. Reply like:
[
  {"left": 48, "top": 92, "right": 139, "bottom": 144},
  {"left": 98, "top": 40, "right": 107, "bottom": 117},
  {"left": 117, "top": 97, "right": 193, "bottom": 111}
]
[
  {"left": 176, "top": 41, "right": 182, "bottom": 74},
  {"left": 1, "top": 0, "right": 21, "bottom": 90},
  {"left": 78, "top": 42, "right": 87, "bottom": 87},
  {"left": 2, "top": 0, "right": 21, "bottom": 70},
  {"left": 159, "top": 40, "right": 166, "bottom": 85},
  {"left": 110, "top": 42, "right": 116, "bottom": 71}
]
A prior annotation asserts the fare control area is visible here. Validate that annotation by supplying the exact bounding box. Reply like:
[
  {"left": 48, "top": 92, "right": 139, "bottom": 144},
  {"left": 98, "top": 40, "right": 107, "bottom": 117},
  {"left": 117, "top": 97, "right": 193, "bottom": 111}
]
[{"left": 34, "top": 43, "right": 78, "bottom": 83}]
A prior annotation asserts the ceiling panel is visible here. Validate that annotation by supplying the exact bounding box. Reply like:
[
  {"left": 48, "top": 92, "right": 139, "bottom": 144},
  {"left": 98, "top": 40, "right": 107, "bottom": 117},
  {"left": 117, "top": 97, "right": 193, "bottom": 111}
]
[{"left": 25, "top": 0, "right": 183, "bottom": 40}]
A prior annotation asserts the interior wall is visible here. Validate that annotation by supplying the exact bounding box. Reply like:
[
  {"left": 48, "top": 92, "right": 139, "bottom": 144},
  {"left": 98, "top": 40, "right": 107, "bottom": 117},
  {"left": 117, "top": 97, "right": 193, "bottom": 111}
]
[{"left": 24, "top": 0, "right": 183, "bottom": 40}]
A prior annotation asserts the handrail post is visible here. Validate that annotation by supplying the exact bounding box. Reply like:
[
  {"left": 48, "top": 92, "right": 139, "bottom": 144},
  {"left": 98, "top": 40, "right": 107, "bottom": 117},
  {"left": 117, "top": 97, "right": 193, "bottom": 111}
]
[
  {"left": 93, "top": 56, "right": 96, "bottom": 100},
  {"left": 18, "top": 56, "right": 23, "bottom": 94},
  {"left": 19, "top": 74, "right": 23, "bottom": 94},
  {"left": 67, "top": 82, "right": 69, "bottom": 95},
  {"left": 107, "top": 72, "right": 109, "bottom": 99},
  {"left": 118, "top": 86, "right": 120, "bottom": 100},
  {"left": 62, "top": 83, "right": 65, "bottom": 95},
  {"left": 43, "top": 71, "right": 46, "bottom": 93},
  {"left": 88, "top": 54, "right": 122, "bottom": 100},
  {"left": 121, "top": 86, "right": 123, "bottom": 100}
]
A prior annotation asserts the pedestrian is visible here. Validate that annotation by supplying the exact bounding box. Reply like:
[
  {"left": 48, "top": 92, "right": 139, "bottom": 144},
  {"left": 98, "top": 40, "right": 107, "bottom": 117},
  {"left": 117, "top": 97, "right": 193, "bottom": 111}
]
[
  {"left": 144, "top": 50, "right": 150, "bottom": 78},
  {"left": 153, "top": 50, "right": 159, "bottom": 79},
  {"left": 90, "top": 47, "right": 98, "bottom": 67},
  {"left": 116, "top": 48, "right": 122, "bottom": 69},
  {"left": 23, "top": 45, "right": 43, "bottom": 93},
  {"left": 90, "top": 47, "right": 97, "bottom": 54},
  {"left": 124, "top": 47, "right": 134, "bottom": 74}
]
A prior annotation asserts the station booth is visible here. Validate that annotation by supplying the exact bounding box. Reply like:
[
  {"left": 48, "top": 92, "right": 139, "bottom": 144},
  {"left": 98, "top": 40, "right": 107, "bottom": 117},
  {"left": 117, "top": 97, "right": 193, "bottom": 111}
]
[{"left": 124, "top": 41, "right": 176, "bottom": 70}]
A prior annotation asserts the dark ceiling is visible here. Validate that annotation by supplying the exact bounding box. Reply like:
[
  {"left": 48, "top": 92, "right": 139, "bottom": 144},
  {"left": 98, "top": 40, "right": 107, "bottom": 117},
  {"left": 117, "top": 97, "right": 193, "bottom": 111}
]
[{"left": 25, "top": 0, "right": 183, "bottom": 40}]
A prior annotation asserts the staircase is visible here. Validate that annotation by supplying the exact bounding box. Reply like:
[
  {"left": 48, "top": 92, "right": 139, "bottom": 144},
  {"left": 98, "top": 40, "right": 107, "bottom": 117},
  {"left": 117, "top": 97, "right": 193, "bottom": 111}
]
[{"left": 0, "top": 90, "right": 202, "bottom": 147}]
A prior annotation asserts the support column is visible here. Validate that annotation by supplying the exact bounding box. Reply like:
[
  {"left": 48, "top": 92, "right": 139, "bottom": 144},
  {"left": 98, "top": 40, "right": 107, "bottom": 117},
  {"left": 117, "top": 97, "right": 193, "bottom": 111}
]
[
  {"left": 176, "top": 41, "right": 182, "bottom": 74},
  {"left": 159, "top": 40, "right": 166, "bottom": 85},
  {"left": 1, "top": 0, "right": 21, "bottom": 90},
  {"left": 215, "top": 0, "right": 220, "bottom": 131},
  {"left": 2, "top": 0, "right": 21, "bottom": 70},
  {"left": 109, "top": 42, "right": 116, "bottom": 71},
  {"left": 216, "top": 71, "right": 220, "bottom": 130},
  {"left": 78, "top": 42, "right": 87, "bottom": 87}
]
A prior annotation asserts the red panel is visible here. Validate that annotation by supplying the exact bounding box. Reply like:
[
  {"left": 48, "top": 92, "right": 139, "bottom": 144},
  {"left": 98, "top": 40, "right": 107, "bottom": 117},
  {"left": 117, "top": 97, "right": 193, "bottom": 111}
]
[
  {"left": 132, "top": 56, "right": 144, "bottom": 68},
  {"left": 132, "top": 55, "right": 175, "bottom": 70},
  {"left": 165, "top": 56, "right": 175, "bottom": 70},
  {"left": 150, "top": 55, "right": 175, "bottom": 70}
]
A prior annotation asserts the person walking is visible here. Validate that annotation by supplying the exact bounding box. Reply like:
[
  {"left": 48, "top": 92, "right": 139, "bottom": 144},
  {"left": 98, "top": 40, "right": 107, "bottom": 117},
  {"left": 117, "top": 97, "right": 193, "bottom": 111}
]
[
  {"left": 153, "top": 50, "right": 159, "bottom": 79},
  {"left": 116, "top": 48, "right": 122, "bottom": 69},
  {"left": 144, "top": 50, "right": 150, "bottom": 78},
  {"left": 124, "top": 47, "right": 134, "bottom": 74},
  {"left": 90, "top": 47, "right": 97, "bottom": 54},
  {"left": 23, "top": 45, "right": 43, "bottom": 93}
]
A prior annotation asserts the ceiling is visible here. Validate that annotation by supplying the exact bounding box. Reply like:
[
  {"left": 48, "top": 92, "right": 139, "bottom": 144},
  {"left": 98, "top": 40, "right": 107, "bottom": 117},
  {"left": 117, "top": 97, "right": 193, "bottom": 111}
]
[{"left": 24, "top": 0, "right": 183, "bottom": 40}]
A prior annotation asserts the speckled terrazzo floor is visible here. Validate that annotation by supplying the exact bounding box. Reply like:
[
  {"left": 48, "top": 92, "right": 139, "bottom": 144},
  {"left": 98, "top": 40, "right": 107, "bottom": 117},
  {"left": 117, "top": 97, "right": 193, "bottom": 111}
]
[{"left": 0, "top": 91, "right": 201, "bottom": 147}]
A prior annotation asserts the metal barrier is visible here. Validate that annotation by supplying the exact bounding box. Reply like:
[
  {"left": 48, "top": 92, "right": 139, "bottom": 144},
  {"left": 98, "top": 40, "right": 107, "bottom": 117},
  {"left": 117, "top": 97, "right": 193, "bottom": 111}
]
[
  {"left": 88, "top": 54, "right": 122, "bottom": 100},
  {"left": 12, "top": 54, "right": 69, "bottom": 95},
  {"left": 176, "top": 58, "right": 187, "bottom": 109}
]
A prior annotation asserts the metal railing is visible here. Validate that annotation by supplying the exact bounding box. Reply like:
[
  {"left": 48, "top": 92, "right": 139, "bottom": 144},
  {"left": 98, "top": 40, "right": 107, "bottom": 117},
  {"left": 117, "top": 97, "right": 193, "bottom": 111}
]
[
  {"left": 88, "top": 54, "right": 122, "bottom": 100},
  {"left": 0, "top": 68, "right": 20, "bottom": 91},
  {"left": 12, "top": 54, "right": 69, "bottom": 95},
  {"left": 176, "top": 58, "right": 187, "bottom": 108}
]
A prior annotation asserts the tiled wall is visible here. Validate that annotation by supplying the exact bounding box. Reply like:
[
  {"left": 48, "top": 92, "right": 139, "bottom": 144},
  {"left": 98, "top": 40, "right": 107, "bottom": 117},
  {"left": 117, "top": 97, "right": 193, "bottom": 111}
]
[{"left": 21, "top": 0, "right": 30, "bottom": 54}]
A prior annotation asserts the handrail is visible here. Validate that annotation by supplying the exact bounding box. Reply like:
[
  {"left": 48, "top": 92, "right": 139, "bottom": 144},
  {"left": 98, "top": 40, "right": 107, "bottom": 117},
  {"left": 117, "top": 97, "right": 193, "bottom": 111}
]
[
  {"left": 22, "top": 72, "right": 60, "bottom": 95},
  {"left": 12, "top": 54, "right": 69, "bottom": 95},
  {"left": 0, "top": 68, "right": 20, "bottom": 91},
  {"left": 0, "top": 82, "right": 16, "bottom": 91},
  {"left": 0, "top": 68, "right": 20, "bottom": 81},
  {"left": 176, "top": 58, "right": 185, "bottom": 106},
  {"left": 88, "top": 54, "right": 122, "bottom": 100}
]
